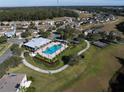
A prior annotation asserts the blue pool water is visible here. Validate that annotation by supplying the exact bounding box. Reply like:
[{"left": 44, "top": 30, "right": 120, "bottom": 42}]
[{"left": 43, "top": 44, "right": 62, "bottom": 55}]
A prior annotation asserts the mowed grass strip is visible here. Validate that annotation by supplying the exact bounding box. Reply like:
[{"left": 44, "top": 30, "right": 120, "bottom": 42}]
[{"left": 63, "top": 44, "right": 124, "bottom": 92}]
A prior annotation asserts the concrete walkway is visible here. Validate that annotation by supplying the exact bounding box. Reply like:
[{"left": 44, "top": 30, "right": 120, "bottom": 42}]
[
  {"left": 21, "top": 40, "right": 90, "bottom": 74},
  {"left": 77, "top": 40, "right": 90, "bottom": 56}
]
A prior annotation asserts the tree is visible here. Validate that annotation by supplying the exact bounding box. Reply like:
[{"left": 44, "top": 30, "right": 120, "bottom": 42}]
[
  {"left": 116, "top": 22, "right": 124, "bottom": 34},
  {"left": 21, "top": 31, "right": 31, "bottom": 38},
  {"left": 62, "top": 55, "right": 81, "bottom": 66},
  {"left": 62, "top": 56, "right": 72, "bottom": 65},
  {"left": 0, "top": 22, "right": 5, "bottom": 26},
  {"left": 99, "top": 32, "right": 108, "bottom": 39},
  {"left": 24, "top": 52, "right": 30, "bottom": 57},
  {"left": 0, "top": 8, "right": 79, "bottom": 21},
  {"left": 10, "top": 44, "right": 22, "bottom": 56},
  {"left": 80, "top": 54, "right": 85, "bottom": 59},
  {"left": 0, "top": 36, "right": 7, "bottom": 44},
  {"left": 57, "top": 26, "right": 76, "bottom": 40},
  {"left": 68, "top": 55, "right": 81, "bottom": 66},
  {"left": 38, "top": 30, "right": 50, "bottom": 38},
  {"left": 107, "top": 31, "right": 116, "bottom": 41},
  {"left": 29, "top": 22, "right": 36, "bottom": 29},
  {"left": 27, "top": 76, "right": 35, "bottom": 82},
  {"left": 90, "top": 33, "right": 102, "bottom": 41},
  {"left": 0, "top": 56, "right": 22, "bottom": 78}
]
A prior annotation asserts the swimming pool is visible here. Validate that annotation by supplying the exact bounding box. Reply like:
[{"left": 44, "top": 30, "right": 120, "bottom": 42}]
[{"left": 43, "top": 44, "right": 62, "bottom": 55}]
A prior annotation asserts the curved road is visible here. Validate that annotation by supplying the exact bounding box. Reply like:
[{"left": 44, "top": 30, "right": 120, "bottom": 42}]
[{"left": 21, "top": 40, "right": 90, "bottom": 74}]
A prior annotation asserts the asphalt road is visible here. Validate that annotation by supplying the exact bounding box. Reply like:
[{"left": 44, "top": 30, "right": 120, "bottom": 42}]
[
  {"left": 0, "top": 49, "right": 13, "bottom": 64},
  {"left": 7, "top": 38, "right": 25, "bottom": 45},
  {"left": 0, "top": 38, "right": 25, "bottom": 64}
]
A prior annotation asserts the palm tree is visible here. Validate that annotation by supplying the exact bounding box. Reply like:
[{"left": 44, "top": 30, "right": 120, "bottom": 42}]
[{"left": 60, "top": 31, "right": 64, "bottom": 40}]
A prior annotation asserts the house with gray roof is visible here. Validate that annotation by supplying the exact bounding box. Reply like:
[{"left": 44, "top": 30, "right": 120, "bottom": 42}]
[{"left": 4, "top": 24, "right": 16, "bottom": 38}]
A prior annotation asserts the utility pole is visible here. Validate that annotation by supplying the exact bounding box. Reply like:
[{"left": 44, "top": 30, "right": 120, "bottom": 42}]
[
  {"left": 57, "top": 0, "right": 59, "bottom": 6},
  {"left": 57, "top": 0, "right": 59, "bottom": 16},
  {"left": 57, "top": 0, "right": 59, "bottom": 5}
]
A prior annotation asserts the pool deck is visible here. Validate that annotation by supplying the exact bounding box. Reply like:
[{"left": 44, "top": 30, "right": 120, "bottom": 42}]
[{"left": 34, "top": 42, "right": 68, "bottom": 60}]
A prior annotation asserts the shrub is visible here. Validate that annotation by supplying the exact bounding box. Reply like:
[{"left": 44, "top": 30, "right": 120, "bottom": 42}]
[
  {"left": 10, "top": 44, "right": 22, "bottom": 56},
  {"left": 24, "top": 52, "right": 30, "bottom": 57},
  {"left": 26, "top": 87, "right": 36, "bottom": 92},
  {"left": 116, "top": 22, "right": 124, "bottom": 34},
  {"left": 62, "top": 55, "right": 72, "bottom": 65},
  {"left": 0, "top": 36, "right": 7, "bottom": 44},
  {"left": 21, "top": 31, "right": 31, "bottom": 38},
  {"left": 28, "top": 76, "right": 35, "bottom": 82},
  {"left": 0, "top": 56, "right": 22, "bottom": 78}
]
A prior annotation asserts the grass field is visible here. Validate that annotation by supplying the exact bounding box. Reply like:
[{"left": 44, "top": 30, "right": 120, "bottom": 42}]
[
  {"left": 8, "top": 41, "right": 124, "bottom": 92},
  {"left": 8, "top": 58, "right": 87, "bottom": 92},
  {"left": 63, "top": 44, "right": 124, "bottom": 92},
  {"left": 80, "top": 23, "right": 103, "bottom": 30},
  {"left": 0, "top": 43, "right": 12, "bottom": 56},
  {"left": 79, "top": 13, "right": 92, "bottom": 18},
  {"left": 101, "top": 16, "right": 124, "bottom": 32}
]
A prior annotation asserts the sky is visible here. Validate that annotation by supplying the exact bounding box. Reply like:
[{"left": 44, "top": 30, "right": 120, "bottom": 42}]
[{"left": 0, "top": 0, "right": 124, "bottom": 7}]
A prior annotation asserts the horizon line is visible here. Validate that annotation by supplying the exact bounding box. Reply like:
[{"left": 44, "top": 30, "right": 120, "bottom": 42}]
[{"left": 0, "top": 5, "right": 123, "bottom": 8}]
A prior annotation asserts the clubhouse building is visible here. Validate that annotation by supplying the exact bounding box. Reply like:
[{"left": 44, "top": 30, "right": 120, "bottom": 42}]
[
  {"left": 24, "top": 37, "right": 68, "bottom": 60},
  {"left": 24, "top": 37, "right": 51, "bottom": 52}
]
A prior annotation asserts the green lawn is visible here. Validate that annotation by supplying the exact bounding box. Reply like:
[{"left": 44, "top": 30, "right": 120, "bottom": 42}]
[
  {"left": 8, "top": 41, "right": 124, "bottom": 92},
  {"left": 0, "top": 43, "right": 12, "bottom": 56},
  {"left": 62, "top": 44, "right": 124, "bottom": 92},
  {"left": 8, "top": 60, "right": 87, "bottom": 92},
  {"left": 59, "top": 40, "right": 87, "bottom": 57}
]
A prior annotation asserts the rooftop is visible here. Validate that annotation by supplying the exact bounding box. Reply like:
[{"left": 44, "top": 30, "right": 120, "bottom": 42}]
[
  {"left": 4, "top": 31, "right": 15, "bottom": 37},
  {"left": 24, "top": 37, "right": 51, "bottom": 50},
  {"left": 92, "top": 41, "right": 108, "bottom": 48}
]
